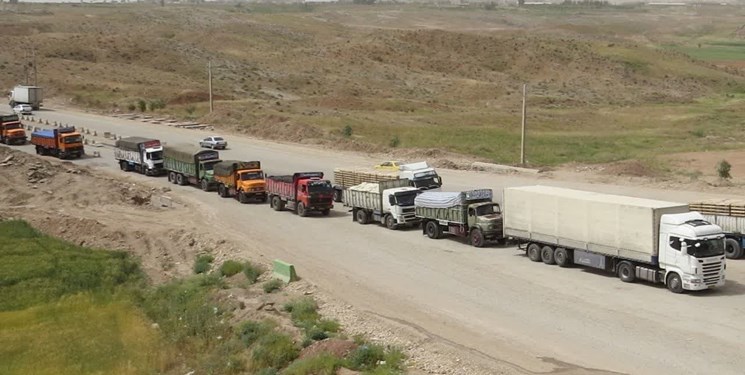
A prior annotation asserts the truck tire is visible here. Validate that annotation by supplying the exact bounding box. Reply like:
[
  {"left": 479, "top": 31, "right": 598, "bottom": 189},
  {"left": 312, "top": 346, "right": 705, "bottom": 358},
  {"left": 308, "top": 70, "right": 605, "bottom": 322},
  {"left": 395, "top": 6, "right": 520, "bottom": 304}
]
[
  {"left": 725, "top": 238, "right": 743, "bottom": 259},
  {"left": 271, "top": 196, "right": 282, "bottom": 211},
  {"left": 541, "top": 245, "right": 556, "bottom": 264},
  {"left": 321, "top": 209, "right": 330, "bottom": 216},
  {"left": 617, "top": 261, "right": 636, "bottom": 283},
  {"left": 554, "top": 248, "right": 571, "bottom": 268},
  {"left": 200, "top": 179, "right": 210, "bottom": 192},
  {"left": 176, "top": 174, "right": 186, "bottom": 186},
  {"left": 527, "top": 243, "right": 542, "bottom": 262},
  {"left": 9, "top": 100, "right": 15, "bottom": 108},
  {"left": 666, "top": 272, "right": 684, "bottom": 294},
  {"left": 35, "top": 145, "right": 42, "bottom": 155},
  {"left": 167, "top": 172, "right": 174, "bottom": 183},
  {"left": 297, "top": 202, "right": 308, "bottom": 217},
  {"left": 356, "top": 209, "right": 369, "bottom": 224},
  {"left": 238, "top": 191, "right": 249, "bottom": 204},
  {"left": 384, "top": 214, "right": 396, "bottom": 230},
  {"left": 425, "top": 221, "right": 440, "bottom": 239},
  {"left": 470, "top": 228, "right": 485, "bottom": 248},
  {"left": 333, "top": 189, "right": 342, "bottom": 203},
  {"left": 218, "top": 184, "right": 229, "bottom": 198},
  {"left": 119, "top": 161, "right": 128, "bottom": 171}
]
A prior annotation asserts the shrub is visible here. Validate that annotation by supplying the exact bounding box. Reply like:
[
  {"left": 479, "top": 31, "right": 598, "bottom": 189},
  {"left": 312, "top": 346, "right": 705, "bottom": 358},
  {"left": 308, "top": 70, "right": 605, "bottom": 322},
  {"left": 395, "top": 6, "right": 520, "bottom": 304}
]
[
  {"left": 220, "top": 260, "right": 244, "bottom": 277},
  {"left": 193, "top": 254, "right": 214, "bottom": 274},
  {"left": 346, "top": 344, "right": 386, "bottom": 371},
  {"left": 149, "top": 98, "right": 166, "bottom": 111},
  {"left": 283, "top": 297, "right": 319, "bottom": 327},
  {"left": 255, "top": 368, "right": 278, "bottom": 375},
  {"left": 389, "top": 136, "right": 400, "bottom": 148},
  {"left": 127, "top": 103, "right": 136, "bottom": 111},
  {"left": 243, "top": 261, "right": 264, "bottom": 284},
  {"left": 717, "top": 160, "right": 732, "bottom": 179},
  {"left": 238, "top": 319, "right": 276, "bottom": 347},
  {"left": 342, "top": 125, "right": 353, "bottom": 138},
  {"left": 137, "top": 99, "right": 147, "bottom": 112},
  {"left": 263, "top": 279, "right": 284, "bottom": 294},
  {"left": 250, "top": 332, "right": 299, "bottom": 369},
  {"left": 282, "top": 353, "right": 342, "bottom": 375}
]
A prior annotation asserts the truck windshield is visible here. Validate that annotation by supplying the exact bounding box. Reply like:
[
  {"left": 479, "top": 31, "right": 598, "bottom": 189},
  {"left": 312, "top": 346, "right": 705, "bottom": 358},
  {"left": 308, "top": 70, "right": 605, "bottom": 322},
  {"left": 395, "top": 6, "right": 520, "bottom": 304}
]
[
  {"left": 240, "top": 171, "right": 264, "bottom": 180},
  {"left": 2, "top": 123, "right": 21, "bottom": 130},
  {"left": 63, "top": 135, "right": 82, "bottom": 144},
  {"left": 476, "top": 204, "right": 501, "bottom": 216},
  {"left": 394, "top": 191, "right": 418, "bottom": 206},
  {"left": 308, "top": 181, "right": 332, "bottom": 193},
  {"left": 686, "top": 238, "right": 725, "bottom": 258},
  {"left": 147, "top": 151, "right": 163, "bottom": 160}
]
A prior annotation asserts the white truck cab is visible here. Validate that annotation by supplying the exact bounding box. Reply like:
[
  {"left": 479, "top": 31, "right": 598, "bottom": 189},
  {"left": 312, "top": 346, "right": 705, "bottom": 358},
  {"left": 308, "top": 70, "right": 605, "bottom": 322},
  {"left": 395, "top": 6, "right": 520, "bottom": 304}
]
[
  {"left": 383, "top": 186, "right": 421, "bottom": 225},
  {"left": 659, "top": 212, "right": 726, "bottom": 291},
  {"left": 398, "top": 162, "right": 442, "bottom": 190}
]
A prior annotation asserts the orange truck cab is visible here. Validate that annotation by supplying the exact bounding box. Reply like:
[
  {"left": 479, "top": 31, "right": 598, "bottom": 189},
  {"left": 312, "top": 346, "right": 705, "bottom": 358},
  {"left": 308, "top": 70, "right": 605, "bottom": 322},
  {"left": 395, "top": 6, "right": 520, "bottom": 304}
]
[
  {"left": 0, "top": 114, "right": 26, "bottom": 145},
  {"left": 267, "top": 172, "right": 335, "bottom": 217},
  {"left": 213, "top": 160, "right": 267, "bottom": 203},
  {"left": 30, "top": 126, "right": 84, "bottom": 159}
]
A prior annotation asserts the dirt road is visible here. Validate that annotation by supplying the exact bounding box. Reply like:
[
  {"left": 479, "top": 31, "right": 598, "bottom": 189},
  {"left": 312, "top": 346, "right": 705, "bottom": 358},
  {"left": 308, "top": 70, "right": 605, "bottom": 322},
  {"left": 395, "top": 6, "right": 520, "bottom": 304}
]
[{"left": 13, "top": 108, "right": 745, "bottom": 375}]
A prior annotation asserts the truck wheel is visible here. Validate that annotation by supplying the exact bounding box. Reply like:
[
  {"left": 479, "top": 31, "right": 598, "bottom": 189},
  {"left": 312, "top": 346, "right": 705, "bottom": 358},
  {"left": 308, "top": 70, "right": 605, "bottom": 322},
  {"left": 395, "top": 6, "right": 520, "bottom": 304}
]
[
  {"left": 725, "top": 238, "right": 743, "bottom": 259},
  {"left": 238, "top": 191, "right": 249, "bottom": 204},
  {"left": 321, "top": 209, "right": 330, "bottom": 216},
  {"left": 554, "top": 248, "right": 571, "bottom": 268},
  {"left": 470, "top": 229, "right": 485, "bottom": 247},
  {"left": 425, "top": 221, "right": 440, "bottom": 239},
  {"left": 527, "top": 243, "right": 542, "bottom": 262},
  {"left": 218, "top": 185, "right": 228, "bottom": 198},
  {"left": 271, "top": 196, "right": 282, "bottom": 211},
  {"left": 384, "top": 215, "right": 396, "bottom": 230},
  {"left": 297, "top": 202, "right": 308, "bottom": 217},
  {"left": 167, "top": 172, "right": 175, "bottom": 183},
  {"left": 617, "top": 261, "right": 636, "bottom": 283},
  {"left": 35, "top": 145, "right": 42, "bottom": 155},
  {"left": 356, "top": 209, "right": 369, "bottom": 224},
  {"left": 200, "top": 179, "right": 210, "bottom": 192},
  {"left": 176, "top": 174, "right": 186, "bottom": 185},
  {"left": 333, "top": 189, "right": 342, "bottom": 203},
  {"left": 541, "top": 246, "right": 556, "bottom": 265},
  {"left": 119, "top": 161, "right": 127, "bottom": 171},
  {"left": 666, "top": 272, "right": 684, "bottom": 294}
]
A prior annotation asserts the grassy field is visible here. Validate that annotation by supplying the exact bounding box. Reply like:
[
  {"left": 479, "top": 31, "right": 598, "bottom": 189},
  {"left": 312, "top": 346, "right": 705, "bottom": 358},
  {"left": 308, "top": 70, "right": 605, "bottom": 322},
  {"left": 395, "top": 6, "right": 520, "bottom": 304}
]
[
  {"left": 2, "top": 3, "right": 745, "bottom": 166},
  {"left": 0, "top": 220, "right": 405, "bottom": 374}
]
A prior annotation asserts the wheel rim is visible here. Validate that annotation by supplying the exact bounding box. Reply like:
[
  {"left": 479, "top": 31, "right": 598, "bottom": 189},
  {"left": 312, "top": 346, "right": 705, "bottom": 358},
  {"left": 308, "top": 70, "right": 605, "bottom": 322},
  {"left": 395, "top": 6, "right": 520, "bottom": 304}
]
[
  {"left": 427, "top": 222, "right": 436, "bottom": 237},
  {"left": 556, "top": 251, "right": 565, "bottom": 264},
  {"left": 298, "top": 203, "right": 304, "bottom": 214},
  {"left": 386, "top": 216, "right": 394, "bottom": 228},
  {"left": 472, "top": 231, "right": 482, "bottom": 246},
  {"left": 356, "top": 210, "right": 365, "bottom": 223}
]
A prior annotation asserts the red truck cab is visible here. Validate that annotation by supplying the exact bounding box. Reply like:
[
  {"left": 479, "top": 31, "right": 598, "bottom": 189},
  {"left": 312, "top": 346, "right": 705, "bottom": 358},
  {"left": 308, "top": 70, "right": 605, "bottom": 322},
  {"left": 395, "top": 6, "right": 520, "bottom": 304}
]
[{"left": 267, "top": 172, "right": 334, "bottom": 217}]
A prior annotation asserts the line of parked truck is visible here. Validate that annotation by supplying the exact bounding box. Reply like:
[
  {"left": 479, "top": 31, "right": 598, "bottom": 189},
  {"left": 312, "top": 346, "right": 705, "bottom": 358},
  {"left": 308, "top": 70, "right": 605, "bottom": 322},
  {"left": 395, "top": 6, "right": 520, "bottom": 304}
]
[{"left": 3, "top": 129, "right": 735, "bottom": 294}]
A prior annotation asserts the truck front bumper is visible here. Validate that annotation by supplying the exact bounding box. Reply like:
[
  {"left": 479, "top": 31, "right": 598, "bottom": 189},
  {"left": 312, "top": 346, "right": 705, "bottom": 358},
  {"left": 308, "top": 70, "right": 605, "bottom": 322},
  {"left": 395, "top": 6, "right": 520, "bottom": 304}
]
[{"left": 683, "top": 275, "right": 725, "bottom": 291}]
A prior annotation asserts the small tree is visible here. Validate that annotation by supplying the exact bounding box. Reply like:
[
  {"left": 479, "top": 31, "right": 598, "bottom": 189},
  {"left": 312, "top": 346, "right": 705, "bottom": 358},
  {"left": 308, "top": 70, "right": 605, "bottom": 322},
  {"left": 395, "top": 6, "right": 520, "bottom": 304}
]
[
  {"left": 389, "top": 135, "right": 400, "bottom": 148},
  {"left": 137, "top": 99, "right": 147, "bottom": 112},
  {"left": 342, "top": 125, "right": 353, "bottom": 138},
  {"left": 717, "top": 160, "right": 732, "bottom": 180}
]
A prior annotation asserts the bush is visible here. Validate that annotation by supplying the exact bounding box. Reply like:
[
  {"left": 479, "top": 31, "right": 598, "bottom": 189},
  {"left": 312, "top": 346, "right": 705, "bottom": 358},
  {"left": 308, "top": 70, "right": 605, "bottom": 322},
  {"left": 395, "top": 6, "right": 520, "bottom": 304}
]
[
  {"left": 282, "top": 353, "right": 342, "bottom": 375},
  {"left": 255, "top": 368, "right": 278, "bottom": 375},
  {"left": 283, "top": 297, "right": 319, "bottom": 327},
  {"left": 717, "top": 160, "right": 732, "bottom": 179},
  {"left": 220, "top": 260, "right": 244, "bottom": 277},
  {"left": 389, "top": 136, "right": 400, "bottom": 148},
  {"left": 137, "top": 99, "right": 147, "bottom": 112},
  {"left": 149, "top": 98, "right": 166, "bottom": 111},
  {"left": 238, "top": 319, "right": 276, "bottom": 347},
  {"left": 346, "top": 344, "right": 386, "bottom": 371},
  {"left": 243, "top": 261, "right": 264, "bottom": 284},
  {"left": 250, "top": 332, "right": 299, "bottom": 369},
  {"left": 127, "top": 103, "right": 136, "bottom": 111},
  {"left": 342, "top": 125, "right": 353, "bottom": 138},
  {"left": 263, "top": 279, "right": 284, "bottom": 293},
  {"left": 193, "top": 254, "right": 214, "bottom": 274}
]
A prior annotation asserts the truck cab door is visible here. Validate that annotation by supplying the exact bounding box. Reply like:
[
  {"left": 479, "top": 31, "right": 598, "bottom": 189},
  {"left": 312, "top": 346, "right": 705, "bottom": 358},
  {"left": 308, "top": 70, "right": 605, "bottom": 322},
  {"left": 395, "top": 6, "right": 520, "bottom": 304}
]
[
  {"left": 662, "top": 235, "right": 682, "bottom": 270},
  {"left": 467, "top": 207, "right": 476, "bottom": 228}
]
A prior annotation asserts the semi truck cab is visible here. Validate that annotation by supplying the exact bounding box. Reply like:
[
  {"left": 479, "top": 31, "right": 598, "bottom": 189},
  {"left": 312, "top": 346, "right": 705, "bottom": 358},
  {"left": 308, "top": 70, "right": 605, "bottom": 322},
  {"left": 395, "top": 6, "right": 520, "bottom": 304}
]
[
  {"left": 467, "top": 202, "right": 503, "bottom": 240},
  {"left": 237, "top": 169, "right": 266, "bottom": 194},
  {"left": 383, "top": 187, "right": 421, "bottom": 225},
  {"left": 143, "top": 144, "right": 164, "bottom": 172},
  {"left": 301, "top": 178, "right": 334, "bottom": 207},
  {"left": 659, "top": 213, "right": 726, "bottom": 291},
  {"left": 0, "top": 116, "right": 26, "bottom": 145},
  {"left": 399, "top": 162, "right": 442, "bottom": 190}
]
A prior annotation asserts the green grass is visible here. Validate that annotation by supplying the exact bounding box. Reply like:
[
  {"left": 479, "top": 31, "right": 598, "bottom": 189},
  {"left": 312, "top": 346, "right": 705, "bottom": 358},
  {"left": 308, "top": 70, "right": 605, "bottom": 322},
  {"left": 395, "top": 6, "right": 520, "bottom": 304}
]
[
  {"left": 243, "top": 261, "right": 265, "bottom": 284},
  {"left": 220, "top": 259, "right": 245, "bottom": 277},
  {"left": 675, "top": 41, "right": 745, "bottom": 62},
  {"left": 282, "top": 353, "right": 342, "bottom": 375},
  {"left": 264, "top": 278, "right": 285, "bottom": 293},
  {"left": 194, "top": 253, "right": 215, "bottom": 274}
]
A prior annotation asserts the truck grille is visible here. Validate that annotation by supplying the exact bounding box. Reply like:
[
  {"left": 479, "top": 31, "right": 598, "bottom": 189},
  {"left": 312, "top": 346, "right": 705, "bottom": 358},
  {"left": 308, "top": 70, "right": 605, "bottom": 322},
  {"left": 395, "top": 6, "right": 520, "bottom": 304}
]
[{"left": 701, "top": 261, "right": 723, "bottom": 285}]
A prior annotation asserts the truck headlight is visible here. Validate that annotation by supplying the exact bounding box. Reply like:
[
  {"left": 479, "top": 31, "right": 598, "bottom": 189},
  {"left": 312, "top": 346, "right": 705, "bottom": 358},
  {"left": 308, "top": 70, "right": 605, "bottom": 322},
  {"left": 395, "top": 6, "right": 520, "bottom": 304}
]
[{"left": 690, "top": 279, "right": 702, "bottom": 284}]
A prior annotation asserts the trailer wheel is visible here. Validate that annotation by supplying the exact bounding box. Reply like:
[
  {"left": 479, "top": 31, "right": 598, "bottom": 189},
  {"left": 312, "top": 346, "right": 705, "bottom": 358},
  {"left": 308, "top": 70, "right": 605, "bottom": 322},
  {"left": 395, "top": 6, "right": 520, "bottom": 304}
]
[
  {"left": 176, "top": 174, "right": 186, "bottom": 186},
  {"left": 425, "top": 221, "right": 440, "bottom": 239},
  {"left": 297, "top": 202, "right": 308, "bottom": 217},
  {"left": 554, "top": 248, "right": 571, "bottom": 268},
  {"left": 200, "top": 179, "right": 210, "bottom": 192},
  {"left": 666, "top": 272, "right": 684, "bottom": 294},
  {"left": 527, "top": 243, "right": 542, "bottom": 262},
  {"left": 384, "top": 214, "right": 396, "bottom": 230},
  {"left": 725, "top": 238, "right": 743, "bottom": 259},
  {"left": 333, "top": 189, "right": 342, "bottom": 203},
  {"left": 321, "top": 209, "right": 330, "bottom": 216},
  {"left": 617, "top": 261, "right": 636, "bottom": 283},
  {"left": 470, "top": 229, "right": 485, "bottom": 247},
  {"left": 167, "top": 172, "right": 175, "bottom": 183},
  {"left": 356, "top": 209, "right": 369, "bottom": 224},
  {"left": 540, "top": 246, "right": 556, "bottom": 265}
]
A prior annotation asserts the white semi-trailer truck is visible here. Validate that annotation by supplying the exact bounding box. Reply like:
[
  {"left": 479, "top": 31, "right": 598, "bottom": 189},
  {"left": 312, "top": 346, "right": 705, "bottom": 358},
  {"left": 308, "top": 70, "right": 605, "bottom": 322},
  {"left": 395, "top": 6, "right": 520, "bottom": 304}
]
[
  {"left": 503, "top": 186, "right": 726, "bottom": 293},
  {"left": 344, "top": 179, "right": 421, "bottom": 229}
]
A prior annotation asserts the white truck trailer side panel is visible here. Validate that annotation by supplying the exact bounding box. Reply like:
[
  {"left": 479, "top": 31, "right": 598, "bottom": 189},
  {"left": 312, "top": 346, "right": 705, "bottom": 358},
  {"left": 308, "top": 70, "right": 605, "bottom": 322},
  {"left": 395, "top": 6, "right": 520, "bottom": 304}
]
[
  {"left": 344, "top": 182, "right": 383, "bottom": 211},
  {"left": 504, "top": 186, "right": 689, "bottom": 263}
]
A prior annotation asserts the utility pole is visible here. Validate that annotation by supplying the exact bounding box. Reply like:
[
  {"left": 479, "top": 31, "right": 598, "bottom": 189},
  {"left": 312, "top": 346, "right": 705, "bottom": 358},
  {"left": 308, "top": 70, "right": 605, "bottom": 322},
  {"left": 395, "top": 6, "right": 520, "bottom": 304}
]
[
  {"left": 23, "top": 49, "right": 29, "bottom": 85},
  {"left": 208, "top": 59, "right": 213, "bottom": 113},
  {"left": 32, "top": 46, "right": 37, "bottom": 86},
  {"left": 520, "top": 83, "right": 527, "bottom": 166}
]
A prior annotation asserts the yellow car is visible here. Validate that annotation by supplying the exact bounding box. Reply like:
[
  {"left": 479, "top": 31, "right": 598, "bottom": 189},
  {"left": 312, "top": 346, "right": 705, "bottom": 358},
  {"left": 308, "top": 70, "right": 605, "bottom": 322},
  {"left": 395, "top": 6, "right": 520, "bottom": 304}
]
[{"left": 374, "top": 161, "right": 401, "bottom": 171}]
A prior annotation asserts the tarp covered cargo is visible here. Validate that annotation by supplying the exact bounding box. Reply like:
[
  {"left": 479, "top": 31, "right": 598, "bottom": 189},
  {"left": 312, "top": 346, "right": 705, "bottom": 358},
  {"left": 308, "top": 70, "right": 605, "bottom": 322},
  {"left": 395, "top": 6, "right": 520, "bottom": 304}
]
[
  {"left": 415, "top": 189, "right": 492, "bottom": 209},
  {"left": 164, "top": 144, "right": 218, "bottom": 164},
  {"left": 0, "top": 114, "right": 19, "bottom": 123},
  {"left": 116, "top": 136, "right": 160, "bottom": 151},
  {"left": 399, "top": 161, "right": 429, "bottom": 171},
  {"left": 214, "top": 160, "right": 261, "bottom": 176}
]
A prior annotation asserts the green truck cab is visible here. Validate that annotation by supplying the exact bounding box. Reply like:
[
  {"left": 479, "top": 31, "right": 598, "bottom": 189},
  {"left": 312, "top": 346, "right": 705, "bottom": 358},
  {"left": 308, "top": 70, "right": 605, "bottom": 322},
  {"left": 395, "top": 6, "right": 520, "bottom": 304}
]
[
  {"left": 414, "top": 189, "right": 503, "bottom": 247},
  {"left": 163, "top": 143, "right": 221, "bottom": 190}
]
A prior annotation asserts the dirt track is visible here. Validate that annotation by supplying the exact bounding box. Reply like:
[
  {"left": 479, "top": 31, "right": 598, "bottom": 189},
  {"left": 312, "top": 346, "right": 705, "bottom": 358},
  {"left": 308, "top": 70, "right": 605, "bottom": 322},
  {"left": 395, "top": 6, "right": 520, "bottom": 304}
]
[{"left": 6, "top": 108, "right": 745, "bottom": 375}]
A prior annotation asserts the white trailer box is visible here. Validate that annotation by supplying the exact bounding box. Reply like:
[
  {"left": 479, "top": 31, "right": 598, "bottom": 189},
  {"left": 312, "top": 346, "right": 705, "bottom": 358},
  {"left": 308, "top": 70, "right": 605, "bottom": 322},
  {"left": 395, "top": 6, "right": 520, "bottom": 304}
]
[
  {"left": 10, "top": 85, "right": 43, "bottom": 109},
  {"left": 504, "top": 186, "right": 690, "bottom": 263}
]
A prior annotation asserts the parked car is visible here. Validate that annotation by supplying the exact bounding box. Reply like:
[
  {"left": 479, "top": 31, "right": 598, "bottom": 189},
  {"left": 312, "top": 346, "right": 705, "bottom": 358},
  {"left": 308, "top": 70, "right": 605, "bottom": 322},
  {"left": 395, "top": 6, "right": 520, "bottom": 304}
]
[
  {"left": 12, "top": 104, "right": 32, "bottom": 115},
  {"left": 199, "top": 136, "right": 227, "bottom": 150},
  {"left": 374, "top": 161, "right": 401, "bottom": 171}
]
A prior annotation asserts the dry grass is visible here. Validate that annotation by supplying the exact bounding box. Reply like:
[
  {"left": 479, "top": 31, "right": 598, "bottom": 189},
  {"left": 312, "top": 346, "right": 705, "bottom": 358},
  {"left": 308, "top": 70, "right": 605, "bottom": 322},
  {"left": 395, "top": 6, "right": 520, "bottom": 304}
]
[{"left": 2, "top": 3, "right": 745, "bottom": 165}]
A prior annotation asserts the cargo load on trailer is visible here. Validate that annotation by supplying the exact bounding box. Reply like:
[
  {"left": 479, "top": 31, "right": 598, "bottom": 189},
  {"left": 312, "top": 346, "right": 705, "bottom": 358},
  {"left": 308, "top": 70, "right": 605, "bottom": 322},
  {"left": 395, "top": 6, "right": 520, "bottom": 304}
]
[
  {"left": 163, "top": 143, "right": 220, "bottom": 190},
  {"left": 30, "top": 126, "right": 84, "bottom": 159},
  {"left": 504, "top": 186, "right": 726, "bottom": 293},
  {"left": 344, "top": 179, "right": 421, "bottom": 229},
  {"left": 114, "top": 137, "right": 164, "bottom": 176},
  {"left": 213, "top": 160, "right": 266, "bottom": 203},
  {"left": 267, "top": 172, "right": 334, "bottom": 216},
  {"left": 415, "top": 189, "right": 502, "bottom": 247},
  {"left": 332, "top": 163, "right": 442, "bottom": 202},
  {"left": 0, "top": 114, "right": 26, "bottom": 145},
  {"left": 690, "top": 199, "right": 745, "bottom": 259}
]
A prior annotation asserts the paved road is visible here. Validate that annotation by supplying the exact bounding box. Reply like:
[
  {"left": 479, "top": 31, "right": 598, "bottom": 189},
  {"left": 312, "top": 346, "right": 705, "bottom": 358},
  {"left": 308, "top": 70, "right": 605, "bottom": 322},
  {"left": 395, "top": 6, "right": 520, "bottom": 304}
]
[{"left": 16, "top": 108, "right": 745, "bottom": 375}]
